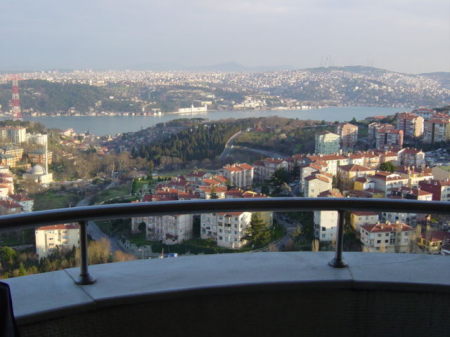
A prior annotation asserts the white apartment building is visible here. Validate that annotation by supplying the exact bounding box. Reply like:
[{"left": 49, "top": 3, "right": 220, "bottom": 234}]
[
  {"left": 360, "top": 222, "right": 415, "bottom": 253},
  {"left": 313, "top": 189, "right": 343, "bottom": 243},
  {"left": 304, "top": 174, "right": 332, "bottom": 198},
  {"left": 372, "top": 172, "right": 408, "bottom": 196},
  {"left": 134, "top": 214, "right": 194, "bottom": 245},
  {"left": 314, "top": 131, "right": 340, "bottom": 154},
  {"left": 27, "top": 133, "right": 48, "bottom": 146},
  {"left": 350, "top": 212, "right": 379, "bottom": 231},
  {"left": 222, "top": 163, "right": 254, "bottom": 188},
  {"left": 253, "top": 158, "right": 288, "bottom": 182},
  {"left": 397, "top": 148, "right": 425, "bottom": 168},
  {"left": 314, "top": 210, "right": 338, "bottom": 242},
  {"left": 307, "top": 154, "right": 350, "bottom": 176},
  {"left": 0, "top": 126, "right": 27, "bottom": 144},
  {"left": 35, "top": 224, "right": 80, "bottom": 258},
  {"left": 201, "top": 212, "right": 252, "bottom": 249}
]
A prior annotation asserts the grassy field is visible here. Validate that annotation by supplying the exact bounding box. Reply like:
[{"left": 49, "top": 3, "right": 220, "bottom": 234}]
[
  {"left": 32, "top": 190, "right": 82, "bottom": 211},
  {"left": 91, "top": 182, "right": 134, "bottom": 204}
]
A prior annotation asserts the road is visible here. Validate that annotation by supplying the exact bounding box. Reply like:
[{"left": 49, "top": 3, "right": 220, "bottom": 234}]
[
  {"left": 273, "top": 213, "right": 301, "bottom": 251},
  {"left": 76, "top": 181, "right": 130, "bottom": 254},
  {"left": 219, "top": 130, "right": 242, "bottom": 160},
  {"left": 231, "top": 145, "right": 288, "bottom": 159},
  {"left": 220, "top": 130, "right": 289, "bottom": 160}
]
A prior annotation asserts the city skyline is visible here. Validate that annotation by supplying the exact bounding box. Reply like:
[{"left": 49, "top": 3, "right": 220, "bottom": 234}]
[{"left": 0, "top": 0, "right": 449, "bottom": 73}]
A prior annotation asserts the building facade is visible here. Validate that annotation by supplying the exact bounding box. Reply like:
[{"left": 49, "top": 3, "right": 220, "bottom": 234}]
[
  {"left": 336, "top": 123, "right": 358, "bottom": 150},
  {"left": 360, "top": 222, "right": 415, "bottom": 253},
  {"left": 396, "top": 112, "right": 424, "bottom": 138},
  {"left": 314, "top": 131, "right": 340, "bottom": 154},
  {"left": 35, "top": 224, "right": 80, "bottom": 258},
  {"left": 201, "top": 212, "right": 252, "bottom": 249}
]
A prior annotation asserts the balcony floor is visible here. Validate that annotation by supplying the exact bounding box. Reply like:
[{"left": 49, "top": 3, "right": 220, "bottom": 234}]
[{"left": 5, "top": 252, "right": 450, "bottom": 337}]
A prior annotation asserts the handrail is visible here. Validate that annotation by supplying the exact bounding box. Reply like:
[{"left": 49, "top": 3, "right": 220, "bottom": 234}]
[
  {"left": 0, "top": 198, "right": 449, "bottom": 230},
  {"left": 1, "top": 197, "right": 449, "bottom": 284}
]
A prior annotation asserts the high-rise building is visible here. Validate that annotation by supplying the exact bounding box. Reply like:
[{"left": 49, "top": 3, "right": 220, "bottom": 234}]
[
  {"left": 396, "top": 112, "right": 424, "bottom": 138},
  {"left": 368, "top": 123, "right": 394, "bottom": 142},
  {"left": 375, "top": 128, "right": 403, "bottom": 150},
  {"left": 336, "top": 123, "right": 358, "bottom": 150},
  {"left": 423, "top": 117, "right": 450, "bottom": 144},
  {"left": 314, "top": 131, "right": 340, "bottom": 154}
]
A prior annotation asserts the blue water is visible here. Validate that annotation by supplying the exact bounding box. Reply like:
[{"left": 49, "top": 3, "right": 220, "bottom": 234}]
[{"left": 22, "top": 106, "right": 400, "bottom": 136}]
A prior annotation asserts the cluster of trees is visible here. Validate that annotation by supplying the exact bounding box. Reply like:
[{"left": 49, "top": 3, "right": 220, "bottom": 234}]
[
  {"left": 0, "top": 238, "right": 135, "bottom": 279},
  {"left": 132, "top": 121, "right": 251, "bottom": 168},
  {"left": 235, "top": 118, "right": 333, "bottom": 155},
  {"left": 0, "top": 80, "right": 143, "bottom": 114}
]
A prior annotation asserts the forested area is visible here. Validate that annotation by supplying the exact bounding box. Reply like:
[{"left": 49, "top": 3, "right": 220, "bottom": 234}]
[{"left": 131, "top": 120, "right": 252, "bottom": 168}]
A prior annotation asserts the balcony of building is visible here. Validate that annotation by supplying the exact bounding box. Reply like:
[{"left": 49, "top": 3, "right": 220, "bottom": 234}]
[{"left": 1, "top": 198, "right": 450, "bottom": 337}]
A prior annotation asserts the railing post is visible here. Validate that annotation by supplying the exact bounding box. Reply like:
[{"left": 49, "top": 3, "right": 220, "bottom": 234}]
[
  {"left": 76, "top": 220, "right": 96, "bottom": 285},
  {"left": 329, "top": 210, "right": 347, "bottom": 268}
]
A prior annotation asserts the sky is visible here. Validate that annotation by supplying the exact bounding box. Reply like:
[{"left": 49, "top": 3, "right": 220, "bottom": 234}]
[{"left": 0, "top": 0, "right": 449, "bottom": 73}]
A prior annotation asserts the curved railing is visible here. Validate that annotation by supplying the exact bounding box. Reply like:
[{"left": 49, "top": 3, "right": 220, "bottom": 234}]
[{"left": 1, "top": 197, "right": 449, "bottom": 284}]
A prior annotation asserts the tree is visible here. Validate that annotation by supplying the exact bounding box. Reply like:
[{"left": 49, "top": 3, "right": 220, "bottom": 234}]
[
  {"left": 379, "top": 161, "right": 396, "bottom": 173},
  {"left": 210, "top": 186, "right": 219, "bottom": 199},
  {"left": 243, "top": 214, "right": 271, "bottom": 248}
]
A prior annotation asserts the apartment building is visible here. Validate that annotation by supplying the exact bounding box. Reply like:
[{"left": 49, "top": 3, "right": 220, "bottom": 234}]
[
  {"left": 423, "top": 118, "right": 450, "bottom": 144},
  {"left": 253, "top": 158, "right": 288, "bottom": 182},
  {"left": 304, "top": 173, "right": 332, "bottom": 198},
  {"left": 222, "top": 163, "right": 254, "bottom": 188},
  {"left": 307, "top": 154, "right": 349, "bottom": 175},
  {"left": 350, "top": 212, "right": 379, "bottom": 231},
  {"left": 368, "top": 123, "right": 394, "bottom": 142},
  {"left": 360, "top": 222, "right": 415, "bottom": 253},
  {"left": 0, "top": 126, "right": 27, "bottom": 144},
  {"left": 396, "top": 112, "right": 424, "bottom": 138},
  {"left": 314, "top": 189, "right": 343, "bottom": 243},
  {"left": 419, "top": 180, "right": 450, "bottom": 201},
  {"left": 371, "top": 172, "right": 408, "bottom": 196},
  {"left": 314, "top": 131, "right": 340, "bottom": 154},
  {"left": 35, "top": 224, "right": 80, "bottom": 258},
  {"left": 337, "top": 164, "right": 376, "bottom": 188},
  {"left": 201, "top": 211, "right": 252, "bottom": 249},
  {"left": 336, "top": 123, "right": 358, "bottom": 150},
  {"left": 397, "top": 148, "right": 425, "bottom": 168},
  {"left": 375, "top": 128, "right": 403, "bottom": 151},
  {"left": 28, "top": 149, "right": 53, "bottom": 166},
  {"left": 131, "top": 191, "right": 195, "bottom": 245}
]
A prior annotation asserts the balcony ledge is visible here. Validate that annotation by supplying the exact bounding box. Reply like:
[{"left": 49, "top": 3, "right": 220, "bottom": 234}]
[{"left": 5, "top": 252, "right": 450, "bottom": 327}]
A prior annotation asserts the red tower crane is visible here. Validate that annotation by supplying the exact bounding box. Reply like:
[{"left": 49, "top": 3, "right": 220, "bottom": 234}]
[{"left": 8, "top": 75, "right": 23, "bottom": 120}]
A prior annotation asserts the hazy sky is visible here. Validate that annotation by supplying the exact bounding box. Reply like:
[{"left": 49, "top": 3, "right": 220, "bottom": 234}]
[{"left": 1, "top": 0, "right": 449, "bottom": 73}]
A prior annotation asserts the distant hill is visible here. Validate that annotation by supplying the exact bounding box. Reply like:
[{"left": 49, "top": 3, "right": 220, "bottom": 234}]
[
  {"left": 0, "top": 80, "right": 141, "bottom": 113},
  {"left": 420, "top": 72, "right": 450, "bottom": 89}
]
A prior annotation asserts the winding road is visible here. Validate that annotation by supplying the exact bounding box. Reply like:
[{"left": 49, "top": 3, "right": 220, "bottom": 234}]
[{"left": 220, "top": 130, "right": 288, "bottom": 160}]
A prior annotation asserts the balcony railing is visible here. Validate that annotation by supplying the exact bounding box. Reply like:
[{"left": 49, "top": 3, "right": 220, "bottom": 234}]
[{"left": 1, "top": 197, "right": 449, "bottom": 284}]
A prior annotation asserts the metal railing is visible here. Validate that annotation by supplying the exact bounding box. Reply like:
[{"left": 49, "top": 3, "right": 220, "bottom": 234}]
[{"left": 0, "top": 197, "right": 449, "bottom": 285}]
